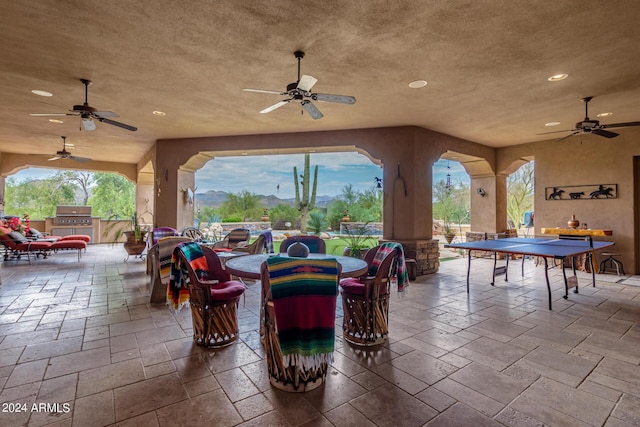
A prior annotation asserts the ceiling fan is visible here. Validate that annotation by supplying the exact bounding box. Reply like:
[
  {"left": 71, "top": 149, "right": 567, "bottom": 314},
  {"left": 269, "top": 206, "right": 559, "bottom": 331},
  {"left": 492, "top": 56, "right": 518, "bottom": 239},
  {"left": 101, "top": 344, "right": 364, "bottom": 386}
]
[
  {"left": 30, "top": 79, "right": 137, "bottom": 131},
  {"left": 243, "top": 51, "right": 356, "bottom": 120},
  {"left": 49, "top": 136, "right": 91, "bottom": 163},
  {"left": 539, "top": 96, "right": 640, "bottom": 142}
]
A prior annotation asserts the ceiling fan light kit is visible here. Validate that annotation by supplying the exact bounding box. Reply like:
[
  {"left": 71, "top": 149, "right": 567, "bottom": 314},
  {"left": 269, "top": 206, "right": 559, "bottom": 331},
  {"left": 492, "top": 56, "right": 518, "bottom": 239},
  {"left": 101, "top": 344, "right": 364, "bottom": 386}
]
[
  {"left": 243, "top": 51, "right": 356, "bottom": 120},
  {"left": 30, "top": 79, "right": 137, "bottom": 132}
]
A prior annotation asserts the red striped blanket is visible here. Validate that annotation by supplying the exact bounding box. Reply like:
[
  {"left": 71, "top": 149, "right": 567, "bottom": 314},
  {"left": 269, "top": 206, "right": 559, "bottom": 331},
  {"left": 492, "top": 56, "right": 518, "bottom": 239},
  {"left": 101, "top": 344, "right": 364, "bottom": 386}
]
[
  {"left": 370, "top": 242, "right": 410, "bottom": 291},
  {"left": 168, "top": 242, "right": 208, "bottom": 311}
]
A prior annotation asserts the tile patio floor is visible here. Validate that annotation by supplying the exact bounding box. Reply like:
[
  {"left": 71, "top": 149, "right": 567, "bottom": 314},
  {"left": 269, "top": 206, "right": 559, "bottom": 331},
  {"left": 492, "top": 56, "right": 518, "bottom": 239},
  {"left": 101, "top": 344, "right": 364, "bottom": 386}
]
[{"left": 0, "top": 245, "right": 639, "bottom": 426}]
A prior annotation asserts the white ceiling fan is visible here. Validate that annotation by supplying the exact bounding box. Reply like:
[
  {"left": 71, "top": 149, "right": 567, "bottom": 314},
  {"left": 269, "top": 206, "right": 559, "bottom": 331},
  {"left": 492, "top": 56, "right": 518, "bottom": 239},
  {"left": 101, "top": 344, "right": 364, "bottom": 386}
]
[{"left": 243, "top": 51, "right": 356, "bottom": 120}]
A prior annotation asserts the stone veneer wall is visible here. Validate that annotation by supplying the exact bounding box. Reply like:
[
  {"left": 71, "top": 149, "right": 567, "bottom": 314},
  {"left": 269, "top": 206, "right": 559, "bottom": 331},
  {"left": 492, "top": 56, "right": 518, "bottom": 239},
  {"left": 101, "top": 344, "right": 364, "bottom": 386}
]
[{"left": 381, "top": 239, "right": 440, "bottom": 275}]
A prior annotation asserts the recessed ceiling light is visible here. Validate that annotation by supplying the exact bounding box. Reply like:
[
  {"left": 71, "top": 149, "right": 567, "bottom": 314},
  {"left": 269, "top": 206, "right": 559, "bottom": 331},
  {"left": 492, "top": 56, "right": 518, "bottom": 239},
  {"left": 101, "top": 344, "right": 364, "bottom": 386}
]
[
  {"left": 31, "top": 89, "right": 53, "bottom": 97},
  {"left": 409, "top": 80, "right": 428, "bottom": 88},
  {"left": 545, "top": 122, "right": 561, "bottom": 127},
  {"left": 152, "top": 110, "right": 166, "bottom": 116},
  {"left": 547, "top": 74, "right": 568, "bottom": 82},
  {"left": 597, "top": 112, "right": 612, "bottom": 117},
  {"left": 48, "top": 119, "right": 64, "bottom": 124}
]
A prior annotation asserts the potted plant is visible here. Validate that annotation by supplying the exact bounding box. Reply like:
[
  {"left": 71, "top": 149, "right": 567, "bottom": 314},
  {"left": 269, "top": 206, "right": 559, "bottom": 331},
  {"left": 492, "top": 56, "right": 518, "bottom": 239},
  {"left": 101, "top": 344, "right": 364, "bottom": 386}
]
[
  {"left": 103, "top": 211, "right": 150, "bottom": 256},
  {"left": 341, "top": 222, "right": 371, "bottom": 258},
  {"left": 443, "top": 219, "right": 456, "bottom": 244}
]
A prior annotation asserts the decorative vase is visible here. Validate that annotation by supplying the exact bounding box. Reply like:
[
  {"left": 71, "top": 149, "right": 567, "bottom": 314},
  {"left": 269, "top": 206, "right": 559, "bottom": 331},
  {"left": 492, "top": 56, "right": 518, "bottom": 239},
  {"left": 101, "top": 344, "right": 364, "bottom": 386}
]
[
  {"left": 444, "top": 232, "right": 456, "bottom": 244},
  {"left": 567, "top": 214, "right": 580, "bottom": 229},
  {"left": 123, "top": 230, "right": 147, "bottom": 256}
]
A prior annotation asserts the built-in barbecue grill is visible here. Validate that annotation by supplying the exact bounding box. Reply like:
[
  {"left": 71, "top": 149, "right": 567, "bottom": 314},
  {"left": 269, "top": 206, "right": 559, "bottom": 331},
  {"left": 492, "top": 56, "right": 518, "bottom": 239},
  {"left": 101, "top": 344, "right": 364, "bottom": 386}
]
[{"left": 52, "top": 205, "right": 93, "bottom": 226}]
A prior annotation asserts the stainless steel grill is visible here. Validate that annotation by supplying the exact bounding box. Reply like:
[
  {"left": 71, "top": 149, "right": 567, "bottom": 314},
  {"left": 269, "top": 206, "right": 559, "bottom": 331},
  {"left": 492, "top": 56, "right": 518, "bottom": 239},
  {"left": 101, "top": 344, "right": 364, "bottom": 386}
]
[{"left": 52, "top": 205, "right": 93, "bottom": 226}]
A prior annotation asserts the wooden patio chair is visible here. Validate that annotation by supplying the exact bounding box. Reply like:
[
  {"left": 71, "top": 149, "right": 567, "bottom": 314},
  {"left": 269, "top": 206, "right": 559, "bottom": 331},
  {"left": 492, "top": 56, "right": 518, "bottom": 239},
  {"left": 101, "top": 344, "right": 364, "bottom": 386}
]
[
  {"left": 260, "top": 256, "right": 340, "bottom": 392},
  {"left": 279, "top": 235, "right": 326, "bottom": 254},
  {"left": 339, "top": 247, "right": 396, "bottom": 346},
  {"left": 173, "top": 242, "right": 245, "bottom": 347}
]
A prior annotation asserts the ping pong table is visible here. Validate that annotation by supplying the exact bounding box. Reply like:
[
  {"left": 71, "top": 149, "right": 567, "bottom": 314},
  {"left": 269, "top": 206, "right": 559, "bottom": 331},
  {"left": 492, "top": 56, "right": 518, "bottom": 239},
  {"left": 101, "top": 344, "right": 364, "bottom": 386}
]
[{"left": 445, "top": 237, "right": 615, "bottom": 309}]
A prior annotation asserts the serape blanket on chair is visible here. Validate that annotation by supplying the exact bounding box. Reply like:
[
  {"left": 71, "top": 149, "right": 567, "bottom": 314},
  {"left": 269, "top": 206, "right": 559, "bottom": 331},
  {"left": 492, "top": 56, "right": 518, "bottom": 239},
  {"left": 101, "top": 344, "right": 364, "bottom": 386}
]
[
  {"left": 158, "top": 238, "right": 188, "bottom": 285},
  {"left": 370, "top": 242, "right": 410, "bottom": 291},
  {"left": 266, "top": 256, "right": 339, "bottom": 369},
  {"left": 262, "top": 230, "right": 274, "bottom": 253},
  {"left": 168, "top": 241, "right": 208, "bottom": 311}
]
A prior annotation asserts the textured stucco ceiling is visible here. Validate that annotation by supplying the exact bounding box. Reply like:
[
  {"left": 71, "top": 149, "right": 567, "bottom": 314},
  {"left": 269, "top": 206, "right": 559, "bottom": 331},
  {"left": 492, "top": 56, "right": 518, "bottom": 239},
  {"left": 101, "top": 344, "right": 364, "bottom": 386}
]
[{"left": 1, "top": 0, "right": 640, "bottom": 167}]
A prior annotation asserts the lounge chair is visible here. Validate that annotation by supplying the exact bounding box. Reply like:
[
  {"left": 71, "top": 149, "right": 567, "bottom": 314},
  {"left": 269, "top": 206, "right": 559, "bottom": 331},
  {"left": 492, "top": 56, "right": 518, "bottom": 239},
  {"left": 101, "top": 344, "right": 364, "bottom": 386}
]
[
  {"left": 1, "top": 226, "right": 87, "bottom": 263},
  {"left": 211, "top": 228, "right": 251, "bottom": 252}
]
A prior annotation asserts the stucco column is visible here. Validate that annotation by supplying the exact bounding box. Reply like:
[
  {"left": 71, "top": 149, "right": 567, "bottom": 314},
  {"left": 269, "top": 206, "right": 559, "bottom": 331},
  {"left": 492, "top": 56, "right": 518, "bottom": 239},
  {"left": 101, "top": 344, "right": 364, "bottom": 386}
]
[
  {"left": 470, "top": 174, "right": 508, "bottom": 233},
  {"left": 381, "top": 149, "right": 439, "bottom": 275}
]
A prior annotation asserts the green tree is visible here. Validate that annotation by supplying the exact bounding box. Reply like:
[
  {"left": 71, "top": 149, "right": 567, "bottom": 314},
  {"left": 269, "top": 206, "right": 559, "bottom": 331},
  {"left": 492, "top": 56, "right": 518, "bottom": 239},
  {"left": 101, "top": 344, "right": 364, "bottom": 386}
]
[
  {"left": 4, "top": 175, "right": 77, "bottom": 219},
  {"left": 61, "top": 171, "right": 94, "bottom": 205},
  {"left": 293, "top": 154, "right": 318, "bottom": 233},
  {"left": 326, "top": 184, "right": 383, "bottom": 230},
  {"left": 432, "top": 179, "right": 469, "bottom": 233},
  {"left": 219, "top": 190, "right": 263, "bottom": 221},
  {"left": 507, "top": 162, "right": 534, "bottom": 229},
  {"left": 88, "top": 173, "right": 135, "bottom": 219},
  {"left": 268, "top": 203, "right": 299, "bottom": 229}
]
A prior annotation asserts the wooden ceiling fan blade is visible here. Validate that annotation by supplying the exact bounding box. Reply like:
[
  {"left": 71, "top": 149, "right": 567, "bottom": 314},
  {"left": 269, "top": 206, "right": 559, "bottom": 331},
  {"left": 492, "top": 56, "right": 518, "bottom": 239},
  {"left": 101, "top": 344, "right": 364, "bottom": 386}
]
[
  {"left": 554, "top": 131, "right": 580, "bottom": 143},
  {"left": 592, "top": 129, "right": 619, "bottom": 138},
  {"left": 312, "top": 93, "right": 356, "bottom": 104},
  {"left": 302, "top": 101, "right": 323, "bottom": 120},
  {"left": 537, "top": 128, "right": 575, "bottom": 135},
  {"left": 71, "top": 155, "right": 92, "bottom": 163},
  {"left": 601, "top": 121, "right": 640, "bottom": 129},
  {"left": 260, "top": 100, "right": 290, "bottom": 114},
  {"left": 48, "top": 155, "right": 61, "bottom": 161},
  {"left": 98, "top": 117, "right": 137, "bottom": 132},
  {"left": 243, "top": 88, "right": 284, "bottom": 95},
  {"left": 93, "top": 111, "right": 119, "bottom": 118},
  {"left": 30, "top": 113, "right": 72, "bottom": 116}
]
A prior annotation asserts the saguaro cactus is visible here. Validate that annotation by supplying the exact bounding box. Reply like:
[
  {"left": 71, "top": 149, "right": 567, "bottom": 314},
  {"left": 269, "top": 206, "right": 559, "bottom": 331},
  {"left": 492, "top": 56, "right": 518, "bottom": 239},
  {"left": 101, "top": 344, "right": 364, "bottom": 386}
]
[{"left": 293, "top": 153, "right": 318, "bottom": 233}]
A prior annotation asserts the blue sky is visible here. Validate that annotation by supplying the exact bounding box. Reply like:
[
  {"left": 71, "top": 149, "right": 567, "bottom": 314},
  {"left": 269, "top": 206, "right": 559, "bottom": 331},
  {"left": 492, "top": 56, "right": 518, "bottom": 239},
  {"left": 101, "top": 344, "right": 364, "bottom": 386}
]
[{"left": 11, "top": 154, "right": 468, "bottom": 198}]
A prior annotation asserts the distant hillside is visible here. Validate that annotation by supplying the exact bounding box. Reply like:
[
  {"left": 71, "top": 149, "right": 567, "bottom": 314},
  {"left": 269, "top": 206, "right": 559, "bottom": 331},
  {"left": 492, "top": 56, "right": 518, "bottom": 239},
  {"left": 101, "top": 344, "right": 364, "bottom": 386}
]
[{"left": 196, "top": 190, "right": 335, "bottom": 208}]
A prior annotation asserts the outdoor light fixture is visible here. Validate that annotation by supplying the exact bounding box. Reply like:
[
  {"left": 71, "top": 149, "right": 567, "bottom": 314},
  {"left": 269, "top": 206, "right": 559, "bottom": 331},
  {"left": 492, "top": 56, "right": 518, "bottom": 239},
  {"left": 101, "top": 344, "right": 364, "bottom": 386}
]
[{"left": 477, "top": 187, "right": 486, "bottom": 197}]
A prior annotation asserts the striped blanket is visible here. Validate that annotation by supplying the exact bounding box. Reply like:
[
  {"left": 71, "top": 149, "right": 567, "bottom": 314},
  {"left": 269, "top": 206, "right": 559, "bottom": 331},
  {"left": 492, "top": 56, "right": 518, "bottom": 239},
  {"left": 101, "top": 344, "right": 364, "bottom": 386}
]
[
  {"left": 158, "top": 237, "right": 192, "bottom": 286},
  {"left": 370, "top": 242, "right": 410, "bottom": 291},
  {"left": 168, "top": 242, "right": 208, "bottom": 311},
  {"left": 265, "top": 256, "right": 339, "bottom": 369}
]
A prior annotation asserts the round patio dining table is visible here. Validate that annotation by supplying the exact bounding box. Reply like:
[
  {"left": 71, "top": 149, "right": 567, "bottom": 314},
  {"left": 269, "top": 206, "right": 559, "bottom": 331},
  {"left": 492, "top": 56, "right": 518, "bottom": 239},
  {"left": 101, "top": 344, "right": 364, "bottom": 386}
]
[{"left": 225, "top": 253, "right": 368, "bottom": 280}]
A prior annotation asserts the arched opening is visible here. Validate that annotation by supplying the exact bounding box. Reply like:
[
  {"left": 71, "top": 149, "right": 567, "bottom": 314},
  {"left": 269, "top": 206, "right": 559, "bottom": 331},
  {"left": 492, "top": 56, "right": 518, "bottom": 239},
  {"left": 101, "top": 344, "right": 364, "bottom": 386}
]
[{"left": 193, "top": 150, "right": 384, "bottom": 240}]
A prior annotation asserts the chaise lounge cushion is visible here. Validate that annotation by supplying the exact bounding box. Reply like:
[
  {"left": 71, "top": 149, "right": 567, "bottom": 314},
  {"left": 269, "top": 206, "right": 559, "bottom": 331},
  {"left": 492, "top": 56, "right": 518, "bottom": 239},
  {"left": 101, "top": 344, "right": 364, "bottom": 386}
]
[
  {"left": 51, "top": 240, "right": 87, "bottom": 251},
  {"left": 58, "top": 235, "right": 91, "bottom": 243},
  {"left": 8, "top": 231, "right": 29, "bottom": 244}
]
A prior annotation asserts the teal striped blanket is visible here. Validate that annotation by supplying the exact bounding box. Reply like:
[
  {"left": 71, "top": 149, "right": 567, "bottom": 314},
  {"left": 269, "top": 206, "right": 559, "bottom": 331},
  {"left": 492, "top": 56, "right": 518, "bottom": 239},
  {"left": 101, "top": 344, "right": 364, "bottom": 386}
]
[{"left": 265, "top": 256, "right": 339, "bottom": 369}]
